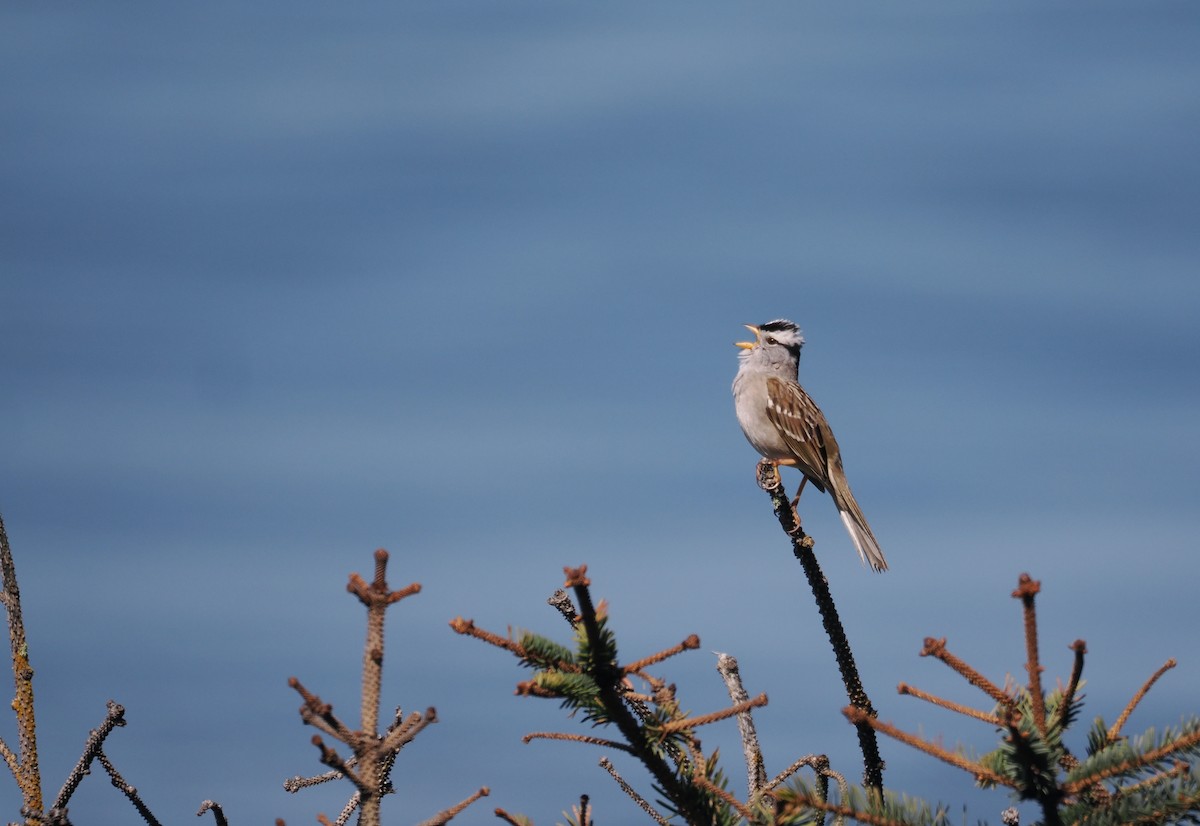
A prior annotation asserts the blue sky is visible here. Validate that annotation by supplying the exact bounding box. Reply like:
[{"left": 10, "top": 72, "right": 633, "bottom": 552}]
[{"left": 2, "top": 3, "right": 1199, "bottom": 824}]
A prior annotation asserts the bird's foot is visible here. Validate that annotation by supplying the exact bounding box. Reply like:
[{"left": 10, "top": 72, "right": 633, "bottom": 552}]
[{"left": 756, "top": 459, "right": 782, "bottom": 492}]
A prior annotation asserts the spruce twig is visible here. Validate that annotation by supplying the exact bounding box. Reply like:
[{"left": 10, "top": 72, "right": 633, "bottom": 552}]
[
  {"left": 1107, "top": 658, "right": 1177, "bottom": 743},
  {"left": 716, "top": 652, "right": 769, "bottom": 800},
  {"left": 0, "top": 514, "right": 43, "bottom": 818},
  {"left": 756, "top": 459, "right": 885, "bottom": 793}
]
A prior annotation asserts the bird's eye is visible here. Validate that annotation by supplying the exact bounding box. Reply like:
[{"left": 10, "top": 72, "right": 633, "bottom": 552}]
[{"left": 764, "top": 336, "right": 777, "bottom": 345}]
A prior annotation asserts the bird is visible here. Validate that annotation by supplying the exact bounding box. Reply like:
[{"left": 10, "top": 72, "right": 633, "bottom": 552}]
[{"left": 732, "top": 319, "right": 888, "bottom": 572}]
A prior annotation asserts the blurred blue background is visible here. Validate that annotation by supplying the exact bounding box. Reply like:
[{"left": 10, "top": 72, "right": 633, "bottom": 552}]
[{"left": 2, "top": 2, "right": 1198, "bottom": 823}]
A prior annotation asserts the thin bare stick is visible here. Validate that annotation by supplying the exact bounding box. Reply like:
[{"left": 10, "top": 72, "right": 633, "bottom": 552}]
[
  {"left": 0, "top": 514, "right": 42, "bottom": 815},
  {"left": 599, "top": 757, "right": 670, "bottom": 826},
  {"left": 53, "top": 699, "right": 127, "bottom": 810},
  {"left": 622, "top": 635, "right": 701, "bottom": 674},
  {"left": 449, "top": 617, "right": 530, "bottom": 659},
  {"left": 897, "top": 682, "right": 1004, "bottom": 725},
  {"left": 658, "top": 693, "right": 768, "bottom": 734},
  {"left": 763, "top": 754, "right": 826, "bottom": 793},
  {"left": 311, "top": 735, "right": 368, "bottom": 795},
  {"left": 0, "top": 736, "right": 18, "bottom": 776},
  {"left": 415, "top": 786, "right": 490, "bottom": 826},
  {"left": 920, "top": 637, "right": 1013, "bottom": 709},
  {"left": 1107, "top": 658, "right": 1177, "bottom": 743},
  {"left": 1012, "top": 574, "right": 1047, "bottom": 736},
  {"left": 96, "top": 748, "right": 162, "bottom": 826},
  {"left": 843, "top": 706, "right": 1015, "bottom": 788},
  {"left": 693, "top": 772, "right": 754, "bottom": 821},
  {"left": 716, "top": 652, "right": 768, "bottom": 798},
  {"left": 379, "top": 707, "right": 437, "bottom": 754},
  {"left": 332, "top": 792, "right": 361, "bottom": 826},
  {"left": 522, "top": 731, "right": 636, "bottom": 752},
  {"left": 284, "top": 766, "right": 347, "bottom": 792},
  {"left": 756, "top": 460, "right": 885, "bottom": 792}
]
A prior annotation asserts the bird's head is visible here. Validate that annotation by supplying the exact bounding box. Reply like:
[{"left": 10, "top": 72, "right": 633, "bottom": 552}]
[{"left": 735, "top": 319, "right": 805, "bottom": 371}]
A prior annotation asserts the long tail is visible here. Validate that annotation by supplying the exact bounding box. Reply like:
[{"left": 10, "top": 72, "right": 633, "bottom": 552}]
[{"left": 833, "top": 485, "right": 888, "bottom": 572}]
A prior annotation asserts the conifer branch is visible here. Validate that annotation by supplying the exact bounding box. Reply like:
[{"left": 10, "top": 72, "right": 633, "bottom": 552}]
[
  {"left": 1065, "top": 724, "right": 1200, "bottom": 794},
  {"left": 52, "top": 699, "right": 127, "bottom": 811},
  {"left": 657, "top": 693, "right": 768, "bottom": 734},
  {"left": 716, "top": 652, "right": 769, "bottom": 798},
  {"left": 692, "top": 771, "right": 754, "bottom": 821},
  {"left": 598, "top": 756, "right": 670, "bottom": 826},
  {"left": 521, "top": 731, "right": 635, "bottom": 752},
  {"left": 756, "top": 459, "right": 885, "bottom": 793},
  {"left": 449, "top": 617, "right": 531, "bottom": 659},
  {"left": 622, "top": 634, "right": 700, "bottom": 674},
  {"left": 1013, "top": 574, "right": 1048, "bottom": 737},
  {"left": 492, "top": 808, "right": 531, "bottom": 825},
  {"left": 414, "top": 786, "right": 490, "bottom": 826},
  {"left": 844, "top": 706, "right": 1015, "bottom": 787},
  {"left": 897, "top": 682, "right": 1004, "bottom": 725},
  {"left": 919, "top": 636, "right": 1013, "bottom": 709},
  {"left": 1053, "top": 640, "right": 1087, "bottom": 734},
  {"left": 1108, "top": 658, "right": 1177, "bottom": 743},
  {"left": 96, "top": 748, "right": 161, "bottom": 826},
  {"left": 0, "top": 514, "right": 43, "bottom": 817}
]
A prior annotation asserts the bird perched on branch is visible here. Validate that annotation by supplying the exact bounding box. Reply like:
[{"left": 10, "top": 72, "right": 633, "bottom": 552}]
[{"left": 732, "top": 319, "right": 888, "bottom": 572}]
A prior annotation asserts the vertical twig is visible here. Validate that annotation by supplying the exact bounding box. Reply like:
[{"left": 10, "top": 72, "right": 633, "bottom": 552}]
[
  {"left": 755, "top": 462, "right": 885, "bottom": 793},
  {"left": 715, "top": 653, "right": 768, "bottom": 802},
  {"left": 0, "top": 514, "right": 43, "bottom": 817},
  {"left": 1013, "top": 574, "right": 1047, "bottom": 737},
  {"left": 1053, "top": 640, "right": 1086, "bottom": 733}
]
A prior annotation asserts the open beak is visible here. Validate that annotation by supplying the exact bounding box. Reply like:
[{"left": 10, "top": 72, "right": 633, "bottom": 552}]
[{"left": 734, "top": 324, "right": 760, "bottom": 350}]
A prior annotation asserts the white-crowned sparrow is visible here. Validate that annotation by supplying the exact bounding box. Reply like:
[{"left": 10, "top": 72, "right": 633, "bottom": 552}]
[{"left": 733, "top": 319, "right": 888, "bottom": 572}]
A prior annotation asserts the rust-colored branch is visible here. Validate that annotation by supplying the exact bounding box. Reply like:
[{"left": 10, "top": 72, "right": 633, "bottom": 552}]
[
  {"left": 0, "top": 514, "right": 42, "bottom": 816},
  {"left": 379, "top": 707, "right": 437, "bottom": 754},
  {"left": 449, "top": 617, "right": 530, "bottom": 659},
  {"left": 920, "top": 636, "right": 1013, "bottom": 709},
  {"left": 1013, "top": 574, "right": 1047, "bottom": 736},
  {"left": 311, "top": 735, "right": 367, "bottom": 794},
  {"left": 522, "top": 731, "right": 635, "bottom": 752},
  {"left": 288, "top": 677, "right": 353, "bottom": 740},
  {"left": 415, "top": 786, "right": 490, "bottom": 826},
  {"left": 692, "top": 772, "right": 753, "bottom": 821},
  {"left": 1107, "top": 658, "right": 1177, "bottom": 743},
  {"left": 844, "top": 706, "right": 1015, "bottom": 788},
  {"left": 658, "top": 693, "right": 768, "bottom": 734},
  {"left": 622, "top": 634, "right": 701, "bottom": 674},
  {"left": 897, "top": 682, "right": 1004, "bottom": 725},
  {"left": 763, "top": 754, "right": 828, "bottom": 793}
]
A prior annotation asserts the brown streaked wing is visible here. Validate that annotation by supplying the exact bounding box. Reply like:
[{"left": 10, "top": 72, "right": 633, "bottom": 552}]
[{"left": 764, "top": 376, "right": 832, "bottom": 492}]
